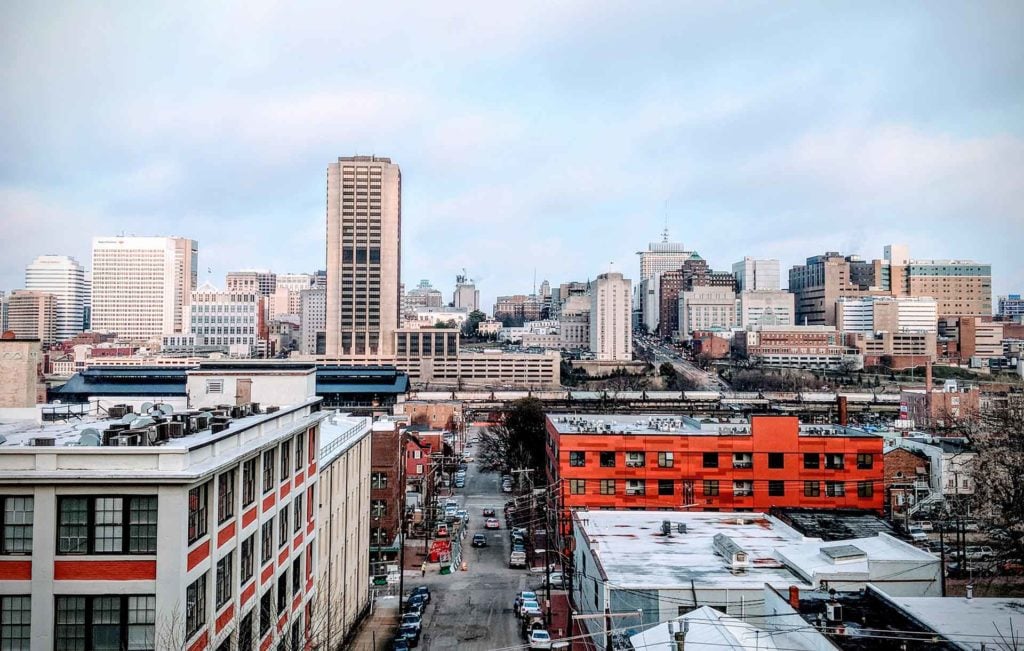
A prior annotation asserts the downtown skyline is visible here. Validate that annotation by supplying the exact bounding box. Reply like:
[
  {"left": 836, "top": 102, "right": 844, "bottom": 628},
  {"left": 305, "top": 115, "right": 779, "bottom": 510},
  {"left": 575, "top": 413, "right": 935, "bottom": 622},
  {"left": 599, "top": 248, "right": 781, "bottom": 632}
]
[{"left": 2, "top": 2, "right": 1022, "bottom": 309}]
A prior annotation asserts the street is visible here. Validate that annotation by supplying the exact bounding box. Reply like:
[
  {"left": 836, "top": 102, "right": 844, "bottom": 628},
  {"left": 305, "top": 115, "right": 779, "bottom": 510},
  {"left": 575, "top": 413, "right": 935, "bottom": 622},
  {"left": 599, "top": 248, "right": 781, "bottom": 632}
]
[
  {"left": 415, "top": 427, "right": 533, "bottom": 650},
  {"left": 641, "top": 337, "right": 729, "bottom": 391}
]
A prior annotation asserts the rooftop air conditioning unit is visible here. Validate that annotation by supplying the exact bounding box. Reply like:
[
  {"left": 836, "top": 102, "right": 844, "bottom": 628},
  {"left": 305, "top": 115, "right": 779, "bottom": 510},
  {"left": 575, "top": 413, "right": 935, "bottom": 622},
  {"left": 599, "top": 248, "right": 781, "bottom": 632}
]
[
  {"left": 111, "top": 434, "right": 141, "bottom": 447},
  {"left": 30, "top": 437, "right": 56, "bottom": 447},
  {"left": 265, "top": 406, "right": 280, "bottom": 414},
  {"left": 167, "top": 422, "right": 185, "bottom": 439}
]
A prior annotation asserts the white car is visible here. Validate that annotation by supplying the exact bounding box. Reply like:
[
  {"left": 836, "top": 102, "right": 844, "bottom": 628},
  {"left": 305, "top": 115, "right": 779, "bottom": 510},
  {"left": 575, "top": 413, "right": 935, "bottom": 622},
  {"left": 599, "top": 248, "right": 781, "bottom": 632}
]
[
  {"left": 529, "top": 629, "right": 552, "bottom": 649},
  {"left": 520, "top": 599, "right": 542, "bottom": 618}
]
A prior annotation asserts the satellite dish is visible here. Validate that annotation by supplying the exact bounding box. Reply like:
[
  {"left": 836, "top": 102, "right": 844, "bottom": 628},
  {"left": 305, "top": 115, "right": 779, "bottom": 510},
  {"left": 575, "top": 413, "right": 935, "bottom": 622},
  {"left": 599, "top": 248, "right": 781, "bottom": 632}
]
[
  {"left": 158, "top": 403, "right": 174, "bottom": 415},
  {"left": 121, "top": 413, "right": 136, "bottom": 425},
  {"left": 141, "top": 402, "right": 154, "bottom": 413},
  {"left": 130, "top": 417, "right": 154, "bottom": 429},
  {"left": 79, "top": 428, "right": 101, "bottom": 446}
]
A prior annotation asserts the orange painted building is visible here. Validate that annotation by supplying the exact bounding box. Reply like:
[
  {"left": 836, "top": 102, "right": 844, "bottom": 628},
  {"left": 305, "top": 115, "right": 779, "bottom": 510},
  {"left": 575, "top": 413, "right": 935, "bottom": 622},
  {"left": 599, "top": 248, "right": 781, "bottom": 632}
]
[{"left": 546, "top": 414, "right": 884, "bottom": 514}]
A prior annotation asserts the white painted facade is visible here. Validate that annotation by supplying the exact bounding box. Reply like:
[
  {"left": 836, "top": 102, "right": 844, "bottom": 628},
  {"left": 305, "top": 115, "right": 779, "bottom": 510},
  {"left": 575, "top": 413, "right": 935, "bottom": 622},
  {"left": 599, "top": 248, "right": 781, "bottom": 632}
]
[
  {"left": 186, "top": 365, "right": 318, "bottom": 411},
  {"left": 0, "top": 399, "right": 324, "bottom": 651},
  {"left": 737, "top": 290, "right": 796, "bottom": 328},
  {"left": 732, "top": 257, "right": 781, "bottom": 291},
  {"left": 678, "top": 284, "right": 738, "bottom": 335}
]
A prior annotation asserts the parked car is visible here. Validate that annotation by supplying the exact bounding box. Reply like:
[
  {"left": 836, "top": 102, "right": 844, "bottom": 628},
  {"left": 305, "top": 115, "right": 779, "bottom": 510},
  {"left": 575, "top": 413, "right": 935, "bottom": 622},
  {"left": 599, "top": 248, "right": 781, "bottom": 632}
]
[
  {"left": 907, "top": 526, "right": 928, "bottom": 542},
  {"left": 483, "top": 508, "right": 496, "bottom": 517},
  {"left": 512, "top": 542, "right": 526, "bottom": 553},
  {"left": 514, "top": 591, "right": 538, "bottom": 616},
  {"left": 397, "top": 623, "right": 421, "bottom": 647},
  {"left": 392, "top": 638, "right": 411, "bottom": 651},
  {"left": 406, "top": 593, "right": 428, "bottom": 612},
  {"left": 410, "top": 586, "right": 431, "bottom": 604},
  {"left": 485, "top": 518, "right": 501, "bottom": 529},
  {"left": 502, "top": 483, "right": 513, "bottom": 493},
  {"left": 401, "top": 613, "right": 422, "bottom": 633},
  {"left": 510, "top": 550, "right": 527, "bottom": 568},
  {"left": 529, "top": 629, "right": 553, "bottom": 649},
  {"left": 520, "top": 599, "right": 542, "bottom": 618},
  {"left": 966, "top": 546, "right": 996, "bottom": 561},
  {"left": 545, "top": 571, "right": 566, "bottom": 588},
  {"left": 456, "top": 509, "right": 469, "bottom": 523},
  {"left": 472, "top": 533, "right": 488, "bottom": 547},
  {"left": 436, "top": 523, "right": 449, "bottom": 538}
]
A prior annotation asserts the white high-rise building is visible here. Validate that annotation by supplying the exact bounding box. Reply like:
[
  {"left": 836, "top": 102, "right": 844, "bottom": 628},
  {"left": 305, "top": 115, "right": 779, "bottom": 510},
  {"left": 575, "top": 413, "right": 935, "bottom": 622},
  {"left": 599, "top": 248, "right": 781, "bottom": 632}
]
[
  {"left": 637, "top": 233, "right": 693, "bottom": 328},
  {"left": 678, "top": 285, "right": 738, "bottom": 336},
  {"left": 91, "top": 236, "right": 198, "bottom": 342},
  {"left": 277, "top": 273, "right": 315, "bottom": 315},
  {"left": 453, "top": 274, "right": 480, "bottom": 312},
  {"left": 301, "top": 288, "right": 327, "bottom": 355},
  {"left": 25, "top": 254, "right": 88, "bottom": 342},
  {"left": 732, "top": 257, "right": 781, "bottom": 291},
  {"left": 183, "top": 282, "right": 261, "bottom": 354},
  {"left": 589, "top": 272, "right": 632, "bottom": 361}
]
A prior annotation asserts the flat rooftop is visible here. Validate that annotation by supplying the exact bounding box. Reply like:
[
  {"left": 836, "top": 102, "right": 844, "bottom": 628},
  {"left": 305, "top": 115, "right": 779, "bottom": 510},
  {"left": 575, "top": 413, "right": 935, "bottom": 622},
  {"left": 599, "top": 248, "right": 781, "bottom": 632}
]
[
  {"left": 575, "top": 511, "right": 810, "bottom": 590},
  {"left": 549, "top": 414, "right": 879, "bottom": 437},
  {"left": 884, "top": 593, "right": 1024, "bottom": 651}
]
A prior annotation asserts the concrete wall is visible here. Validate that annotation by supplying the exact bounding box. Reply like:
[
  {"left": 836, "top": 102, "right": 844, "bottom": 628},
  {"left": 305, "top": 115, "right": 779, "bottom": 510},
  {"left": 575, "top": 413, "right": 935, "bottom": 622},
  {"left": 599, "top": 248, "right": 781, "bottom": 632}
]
[{"left": 0, "top": 339, "right": 42, "bottom": 408}]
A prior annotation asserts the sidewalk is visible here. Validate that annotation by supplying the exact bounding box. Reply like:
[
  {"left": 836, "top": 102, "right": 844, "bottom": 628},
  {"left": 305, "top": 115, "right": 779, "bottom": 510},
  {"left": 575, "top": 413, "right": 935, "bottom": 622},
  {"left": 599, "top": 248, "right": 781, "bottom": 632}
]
[{"left": 347, "top": 595, "right": 401, "bottom": 651}]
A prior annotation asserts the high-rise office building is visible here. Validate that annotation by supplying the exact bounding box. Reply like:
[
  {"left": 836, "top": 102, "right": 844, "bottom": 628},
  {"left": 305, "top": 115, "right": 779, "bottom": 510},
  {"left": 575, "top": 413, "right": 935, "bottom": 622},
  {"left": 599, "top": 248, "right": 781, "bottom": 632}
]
[
  {"left": 788, "top": 252, "right": 882, "bottom": 326},
  {"left": 906, "top": 260, "right": 991, "bottom": 317},
  {"left": 225, "top": 270, "right": 277, "bottom": 296},
  {"left": 6, "top": 290, "right": 57, "bottom": 344},
  {"left": 589, "top": 272, "right": 632, "bottom": 361},
  {"left": 300, "top": 288, "right": 327, "bottom": 355},
  {"left": 325, "top": 156, "right": 401, "bottom": 357},
  {"left": 732, "top": 257, "right": 781, "bottom": 291},
  {"left": 836, "top": 296, "right": 938, "bottom": 334},
  {"left": 24, "top": 254, "right": 88, "bottom": 342},
  {"left": 453, "top": 274, "right": 480, "bottom": 312},
  {"left": 637, "top": 235, "right": 694, "bottom": 281},
  {"left": 90, "top": 236, "right": 198, "bottom": 341},
  {"left": 0, "top": 291, "right": 7, "bottom": 332}
]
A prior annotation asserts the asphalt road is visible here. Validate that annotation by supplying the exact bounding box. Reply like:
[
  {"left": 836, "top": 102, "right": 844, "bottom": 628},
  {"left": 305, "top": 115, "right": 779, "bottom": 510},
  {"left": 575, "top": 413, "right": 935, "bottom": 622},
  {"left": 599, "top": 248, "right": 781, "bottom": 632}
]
[{"left": 415, "top": 429, "right": 533, "bottom": 650}]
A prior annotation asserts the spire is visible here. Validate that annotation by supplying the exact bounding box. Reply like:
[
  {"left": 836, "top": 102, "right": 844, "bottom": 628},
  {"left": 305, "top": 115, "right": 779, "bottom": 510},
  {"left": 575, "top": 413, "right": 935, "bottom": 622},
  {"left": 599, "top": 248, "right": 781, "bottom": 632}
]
[{"left": 662, "top": 200, "right": 670, "bottom": 243}]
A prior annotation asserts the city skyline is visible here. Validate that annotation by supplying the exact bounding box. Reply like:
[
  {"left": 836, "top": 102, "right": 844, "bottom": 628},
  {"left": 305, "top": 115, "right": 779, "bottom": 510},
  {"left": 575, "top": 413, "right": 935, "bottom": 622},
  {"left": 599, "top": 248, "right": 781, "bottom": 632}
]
[{"left": 1, "top": 3, "right": 1022, "bottom": 309}]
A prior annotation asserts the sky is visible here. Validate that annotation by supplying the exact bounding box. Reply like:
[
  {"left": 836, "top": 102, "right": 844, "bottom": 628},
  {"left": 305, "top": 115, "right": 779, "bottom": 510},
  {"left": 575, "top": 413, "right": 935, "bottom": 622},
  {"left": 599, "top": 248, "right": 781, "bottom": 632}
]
[{"left": 1, "top": 1, "right": 1022, "bottom": 311}]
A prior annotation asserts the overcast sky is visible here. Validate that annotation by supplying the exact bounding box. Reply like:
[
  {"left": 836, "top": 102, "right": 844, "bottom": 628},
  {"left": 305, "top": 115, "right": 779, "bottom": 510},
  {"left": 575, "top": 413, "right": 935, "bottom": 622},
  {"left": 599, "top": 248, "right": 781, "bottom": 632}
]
[{"left": 2, "top": 1, "right": 1022, "bottom": 310}]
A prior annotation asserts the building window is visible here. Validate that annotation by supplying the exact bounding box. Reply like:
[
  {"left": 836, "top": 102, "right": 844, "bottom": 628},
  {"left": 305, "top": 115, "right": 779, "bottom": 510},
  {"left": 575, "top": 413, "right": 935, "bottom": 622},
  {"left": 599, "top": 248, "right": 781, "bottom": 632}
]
[
  {"left": 188, "top": 483, "right": 210, "bottom": 544},
  {"left": 186, "top": 573, "right": 208, "bottom": 639},
  {"left": 658, "top": 479, "right": 674, "bottom": 496},
  {"left": 371, "top": 472, "right": 388, "bottom": 489},
  {"left": 238, "top": 611, "right": 253, "bottom": 651},
  {"left": 804, "top": 481, "right": 821, "bottom": 497},
  {"left": 702, "top": 452, "right": 718, "bottom": 469},
  {"left": 279, "top": 509, "right": 290, "bottom": 548},
  {"left": 55, "top": 595, "right": 155, "bottom": 651},
  {"left": 803, "top": 453, "right": 820, "bottom": 469},
  {"left": 826, "top": 481, "right": 846, "bottom": 497},
  {"left": 857, "top": 481, "right": 874, "bottom": 498},
  {"left": 292, "top": 558, "right": 301, "bottom": 595},
  {"left": 0, "top": 596, "right": 30, "bottom": 650},
  {"left": 293, "top": 494, "right": 303, "bottom": 533},
  {"left": 1, "top": 496, "right": 33, "bottom": 554},
  {"left": 732, "top": 453, "right": 753, "bottom": 469},
  {"left": 767, "top": 453, "right": 784, "bottom": 469},
  {"left": 371, "top": 500, "right": 387, "bottom": 518},
  {"left": 216, "top": 553, "right": 233, "bottom": 609},
  {"left": 262, "top": 450, "right": 276, "bottom": 494},
  {"left": 259, "top": 590, "right": 272, "bottom": 636},
  {"left": 57, "top": 496, "right": 157, "bottom": 555},
  {"left": 625, "top": 452, "right": 646, "bottom": 468},
  {"left": 733, "top": 481, "right": 753, "bottom": 497},
  {"left": 570, "top": 479, "right": 586, "bottom": 495},
  {"left": 824, "top": 454, "right": 845, "bottom": 470},
  {"left": 657, "top": 452, "right": 674, "bottom": 468},
  {"left": 280, "top": 441, "right": 291, "bottom": 483},
  {"left": 295, "top": 435, "right": 305, "bottom": 471},
  {"left": 240, "top": 534, "right": 255, "bottom": 586},
  {"left": 599, "top": 479, "right": 615, "bottom": 495},
  {"left": 625, "top": 480, "right": 645, "bottom": 496},
  {"left": 768, "top": 480, "right": 785, "bottom": 496},
  {"left": 857, "top": 453, "right": 874, "bottom": 469},
  {"left": 569, "top": 451, "right": 586, "bottom": 467},
  {"left": 703, "top": 480, "right": 720, "bottom": 497},
  {"left": 307, "top": 428, "right": 316, "bottom": 465},
  {"left": 277, "top": 572, "right": 288, "bottom": 614},
  {"left": 261, "top": 520, "right": 274, "bottom": 564},
  {"left": 217, "top": 470, "right": 235, "bottom": 524},
  {"left": 599, "top": 452, "right": 616, "bottom": 468},
  {"left": 242, "top": 458, "right": 257, "bottom": 507}
]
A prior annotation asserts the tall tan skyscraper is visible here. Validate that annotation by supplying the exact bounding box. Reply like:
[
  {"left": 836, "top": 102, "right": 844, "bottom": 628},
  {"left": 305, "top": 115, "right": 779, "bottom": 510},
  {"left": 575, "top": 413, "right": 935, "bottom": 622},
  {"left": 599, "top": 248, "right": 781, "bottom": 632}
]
[{"left": 325, "top": 156, "right": 401, "bottom": 357}]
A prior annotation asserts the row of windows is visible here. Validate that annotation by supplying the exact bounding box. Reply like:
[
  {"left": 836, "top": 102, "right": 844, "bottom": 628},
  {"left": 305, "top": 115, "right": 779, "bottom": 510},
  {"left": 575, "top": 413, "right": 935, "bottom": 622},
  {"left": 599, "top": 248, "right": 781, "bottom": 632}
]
[
  {"left": 568, "top": 450, "right": 874, "bottom": 470},
  {"left": 567, "top": 478, "right": 876, "bottom": 498}
]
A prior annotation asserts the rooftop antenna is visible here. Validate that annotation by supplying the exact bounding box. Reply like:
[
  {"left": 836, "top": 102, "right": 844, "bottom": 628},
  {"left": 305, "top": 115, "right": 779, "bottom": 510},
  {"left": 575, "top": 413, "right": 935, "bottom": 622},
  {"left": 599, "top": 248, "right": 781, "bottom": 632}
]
[
  {"left": 662, "top": 200, "right": 670, "bottom": 243},
  {"left": 533, "top": 268, "right": 537, "bottom": 296}
]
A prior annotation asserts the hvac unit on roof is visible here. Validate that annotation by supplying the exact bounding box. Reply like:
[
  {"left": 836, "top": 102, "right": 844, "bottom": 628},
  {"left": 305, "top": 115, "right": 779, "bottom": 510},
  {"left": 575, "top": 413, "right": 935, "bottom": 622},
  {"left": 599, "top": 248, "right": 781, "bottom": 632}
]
[{"left": 30, "top": 437, "right": 56, "bottom": 447}]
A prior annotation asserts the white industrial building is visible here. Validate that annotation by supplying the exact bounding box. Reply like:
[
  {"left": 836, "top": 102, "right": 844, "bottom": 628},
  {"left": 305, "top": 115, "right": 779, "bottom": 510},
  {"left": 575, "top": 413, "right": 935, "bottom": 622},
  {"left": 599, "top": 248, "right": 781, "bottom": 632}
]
[{"left": 572, "top": 511, "right": 940, "bottom": 650}]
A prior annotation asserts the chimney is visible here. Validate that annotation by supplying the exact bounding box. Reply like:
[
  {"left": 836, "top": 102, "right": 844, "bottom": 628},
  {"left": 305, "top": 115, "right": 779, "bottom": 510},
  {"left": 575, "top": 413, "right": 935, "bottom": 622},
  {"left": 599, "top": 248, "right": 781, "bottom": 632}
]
[
  {"left": 966, "top": 583, "right": 973, "bottom": 601},
  {"left": 789, "top": 585, "right": 800, "bottom": 609},
  {"left": 837, "top": 396, "right": 848, "bottom": 427},
  {"left": 925, "top": 359, "right": 933, "bottom": 415}
]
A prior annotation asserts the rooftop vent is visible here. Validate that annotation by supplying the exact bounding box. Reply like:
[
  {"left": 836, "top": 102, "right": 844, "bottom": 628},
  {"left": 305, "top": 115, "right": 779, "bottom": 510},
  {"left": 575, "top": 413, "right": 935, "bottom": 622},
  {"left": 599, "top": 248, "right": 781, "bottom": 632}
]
[
  {"left": 30, "top": 437, "right": 56, "bottom": 447},
  {"left": 820, "top": 545, "right": 866, "bottom": 564},
  {"left": 713, "top": 533, "right": 750, "bottom": 568}
]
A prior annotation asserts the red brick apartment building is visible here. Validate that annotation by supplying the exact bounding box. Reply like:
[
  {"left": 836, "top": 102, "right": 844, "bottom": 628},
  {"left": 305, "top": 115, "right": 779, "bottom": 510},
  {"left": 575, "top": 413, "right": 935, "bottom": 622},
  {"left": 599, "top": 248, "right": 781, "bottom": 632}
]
[{"left": 546, "top": 414, "right": 884, "bottom": 515}]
